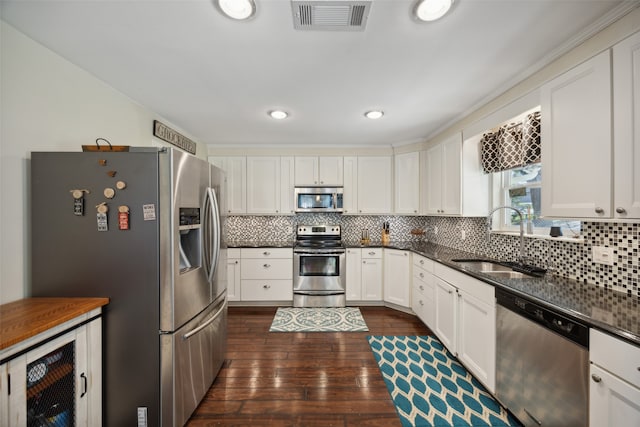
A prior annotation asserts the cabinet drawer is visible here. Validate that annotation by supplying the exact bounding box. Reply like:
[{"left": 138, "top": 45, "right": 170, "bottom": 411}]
[
  {"left": 362, "top": 248, "right": 382, "bottom": 258},
  {"left": 591, "top": 329, "right": 640, "bottom": 388},
  {"left": 240, "top": 248, "right": 293, "bottom": 259},
  {"left": 241, "top": 280, "right": 292, "bottom": 301},
  {"left": 227, "top": 248, "right": 241, "bottom": 258},
  {"left": 241, "top": 258, "right": 292, "bottom": 280},
  {"left": 434, "top": 263, "right": 494, "bottom": 305},
  {"left": 413, "top": 254, "right": 434, "bottom": 272}
]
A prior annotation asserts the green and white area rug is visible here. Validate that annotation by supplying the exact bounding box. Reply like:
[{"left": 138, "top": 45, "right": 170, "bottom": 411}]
[
  {"left": 368, "top": 335, "right": 521, "bottom": 427},
  {"left": 269, "top": 307, "right": 369, "bottom": 332}
]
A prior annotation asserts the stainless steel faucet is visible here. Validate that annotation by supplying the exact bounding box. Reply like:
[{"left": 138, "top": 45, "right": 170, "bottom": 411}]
[{"left": 487, "top": 205, "right": 525, "bottom": 264}]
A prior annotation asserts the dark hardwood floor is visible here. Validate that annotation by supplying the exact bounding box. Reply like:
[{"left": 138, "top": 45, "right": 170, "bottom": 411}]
[{"left": 187, "top": 306, "right": 432, "bottom": 426}]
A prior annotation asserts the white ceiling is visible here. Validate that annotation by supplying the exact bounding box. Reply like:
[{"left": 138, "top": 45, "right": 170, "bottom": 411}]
[{"left": 1, "top": 0, "right": 635, "bottom": 147}]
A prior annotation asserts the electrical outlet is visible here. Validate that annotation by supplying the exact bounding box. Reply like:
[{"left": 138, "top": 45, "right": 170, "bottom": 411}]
[
  {"left": 461, "top": 230, "right": 466, "bottom": 240},
  {"left": 592, "top": 246, "right": 615, "bottom": 266},
  {"left": 434, "top": 226, "right": 438, "bottom": 235}
]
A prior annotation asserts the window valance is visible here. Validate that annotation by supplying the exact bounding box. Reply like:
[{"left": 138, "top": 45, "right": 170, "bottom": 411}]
[{"left": 480, "top": 111, "right": 541, "bottom": 173}]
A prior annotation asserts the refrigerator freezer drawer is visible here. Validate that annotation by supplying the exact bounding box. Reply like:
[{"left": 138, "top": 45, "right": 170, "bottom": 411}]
[{"left": 160, "top": 294, "right": 227, "bottom": 426}]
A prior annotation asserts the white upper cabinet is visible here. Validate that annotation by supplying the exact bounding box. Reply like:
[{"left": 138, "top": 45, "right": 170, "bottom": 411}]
[
  {"left": 613, "top": 31, "right": 640, "bottom": 219},
  {"left": 422, "top": 132, "right": 487, "bottom": 216},
  {"left": 280, "top": 156, "right": 295, "bottom": 215},
  {"left": 541, "top": 50, "right": 612, "bottom": 218},
  {"left": 394, "top": 152, "right": 420, "bottom": 215},
  {"left": 209, "top": 156, "right": 247, "bottom": 214},
  {"left": 342, "top": 156, "right": 358, "bottom": 214},
  {"left": 246, "top": 156, "right": 281, "bottom": 214},
  {"left": 294, "top": 156, "right": 343, "bottom": 186},
  {"left": 357, "top": 156, "right": 393, "bottom": 214}
]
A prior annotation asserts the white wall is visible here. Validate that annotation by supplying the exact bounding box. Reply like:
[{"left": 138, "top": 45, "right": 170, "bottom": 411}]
[{"left": 0, "top": 21, "right": 206, "bottom": 303}]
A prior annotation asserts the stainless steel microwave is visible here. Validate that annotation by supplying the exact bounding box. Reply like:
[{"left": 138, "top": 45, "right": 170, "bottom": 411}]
[{"left": 294, "top": 187, "right": 344, "bottom": 213}]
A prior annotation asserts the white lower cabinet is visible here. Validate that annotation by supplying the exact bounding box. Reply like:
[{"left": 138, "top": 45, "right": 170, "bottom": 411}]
[
  {"left": 434, "top": 277, "right": 458, "bottom": 353},
  {"left": 383, "top": 249, "right": 411, "bottom": 308},
  {"left": 240, "top": 248, "right": 293, "bottom": 302},
  {"left": 346, "top": 248, "right": 363, "bottom": 301},
  {"left": 432, "top": 263, "right": 496, "bottom": 392},
  {"left": 361, "top": 248, "right": 383, "bottom": 300},
  {"left": 226, "top": 248, "right": 241, "bottom": 301},
  {"left": 1, "top": 318, "right": 102, "bottom": 427},
  {"left": 411, "top": 255, "right": 436, "bottom": 327},
  {"left": 590, "top": 329, "right": 640, "bottom": 426}
]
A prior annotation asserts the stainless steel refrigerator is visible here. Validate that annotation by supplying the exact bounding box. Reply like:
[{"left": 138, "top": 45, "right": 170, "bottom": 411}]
[{"left": 30, "top": 147, "right": 227, "bottom": 427}]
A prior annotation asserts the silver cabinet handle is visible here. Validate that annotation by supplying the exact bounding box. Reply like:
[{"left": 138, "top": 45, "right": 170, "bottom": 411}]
[
  {"left": 263, "top": 263, "right": 271, "bottom": 268},
  {"left": 363, "top": 260, "right": 366, "bottom": 264},
  {"left": 591, "top": 374, "right": 602, "bottom": 383},
  {"left": 419, "top": 300, "right": 424, "bottom": 306},
  {"left": 448, "top": 290, "right": 453, "bottom": 294},
  {"left": 419, "top": 272, "right": 424, "bottom": 278},
  {"left": 616, "top": 207, "right": 627, "bottom": 214},
  {"left": 368, "top": 251, "right": 375, "bottom": 256},
  {"left": 263, "top": 251, "right": 271, "bottom": 256},
  {"left": 263, "top": 284, "right": 271, "bottom": 289},
  {"left": 404, "top": 253, "right": 408, "bottom": 256},
  {"left": 419, "top": 285, "right": 424, "bottom": 291},
  {"left": 235, "top": 260, "right": 238, "bottom": 264},
  {"left": 595, "top": 207, "right": 604, "bottom": 214},
  {"left": 420, "top": 260, "right": 424, "bottom": 265}
]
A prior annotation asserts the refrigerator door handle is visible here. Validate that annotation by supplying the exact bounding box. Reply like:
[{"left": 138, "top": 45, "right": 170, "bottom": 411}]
[
  {"left": 183, "top": 297, "right": 227, "bottom": 340},
  {"left": 204, "top": 187, "right": 221, "bottom": 284}
]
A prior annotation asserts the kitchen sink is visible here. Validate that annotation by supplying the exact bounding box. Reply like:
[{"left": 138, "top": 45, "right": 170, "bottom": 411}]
[{"left": 452, "top": 259, "right": 543, "bottom": 279}]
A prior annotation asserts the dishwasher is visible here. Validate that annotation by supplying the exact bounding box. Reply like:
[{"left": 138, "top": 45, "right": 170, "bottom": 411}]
[{"left": 495, "top": 288, "right": 589, "bottom": 426}]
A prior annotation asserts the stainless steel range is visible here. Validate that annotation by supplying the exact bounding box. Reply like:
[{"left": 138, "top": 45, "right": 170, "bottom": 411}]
[{"left": 293, "top": 224, "right": 346, "bottom": 307}]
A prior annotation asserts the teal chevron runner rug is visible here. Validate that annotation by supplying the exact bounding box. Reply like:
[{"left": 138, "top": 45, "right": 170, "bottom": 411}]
[{"left": 368, "top": 335, "right": 521, "bottom": 427}]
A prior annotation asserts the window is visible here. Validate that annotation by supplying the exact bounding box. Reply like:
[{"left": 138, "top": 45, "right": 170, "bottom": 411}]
[{"left": 493, "top": 164, "right": 580, "bottom": 236}]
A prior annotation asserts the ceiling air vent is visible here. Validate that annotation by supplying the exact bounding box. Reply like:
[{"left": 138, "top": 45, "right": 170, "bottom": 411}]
[{"left": 291, "top": 1, "right": 371, "bottom": 31}]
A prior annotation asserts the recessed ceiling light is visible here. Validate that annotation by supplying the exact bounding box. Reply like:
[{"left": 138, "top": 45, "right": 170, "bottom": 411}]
[
  {"left": 414, "top": 0, "right": 453, "bottom": 22},
  {"left": 269, "top": 110, "right": 288, "bottom": 120},
  {"left": 365, "top": 110, "right": 384, "bottom": 119},
  {"left": 218, "top": 0, "right": 256, "bottom": 20}
]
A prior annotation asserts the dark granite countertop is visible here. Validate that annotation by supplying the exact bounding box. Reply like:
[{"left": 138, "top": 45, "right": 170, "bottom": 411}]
[
  {"left": 347, "top": 240, "right": 640, "bottom": 347},
  {"left": 224, "top": 241, "right": 294, "bottom": 249}
]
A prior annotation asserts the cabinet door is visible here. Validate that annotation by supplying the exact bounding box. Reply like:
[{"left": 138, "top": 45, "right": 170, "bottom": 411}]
[
  {"left": 280, "top": 156, "right": 295, "bottom": 215},
  {"left": 613, "top": 31, "right": 640, "bottom": 219},
  {"left": 424, "top": 145, "right": 443, "bottom": 215},
  {"left": 226, "top": 258, "right": 241, "bottom": 301},
  {"left": 343, "top": 156, "right": 358, "bottom": 214},
  {"left": 362, "top": 258, "right": 383, "bottom": 300},
  {"left": 541, "top": 50, "right": 612, "bottom": 218},
  {"left": 294, "top": 157, "right": 318, "bottom": 185},
  {"left": 246, "top": 157, "right": 281, "bottom": 214},
  {"left": 357, "top": 156, "right": 392, "bottom": 214},
  {"left": 590, "top": 364, "right": 640, "bottom": 427},
  {"left": 434, "top": 277, "right": 457, "bottom": 354},
  {"left": 394, "top": 152, "right": 420, "bottom": 214},
  {"left": 209, "top": 156, "right": 247, "bottom": 214},
  {"left": 457, "top": 289, "right": 496, "bottom": 393},
  {"left": 318, "top": 156, "right": 344, "bottom": 185},
  {"left": 441, "top": 134, "right": 462, "bottom": 215},
  {"left": 5, "top": 325, "right": 98, "bottom": 427},
  {"left": 346, "top": 249, "right": 362, "bottom": 300},
  {"left": 383, "top": 249, "right": 411, "bottom": 307}
]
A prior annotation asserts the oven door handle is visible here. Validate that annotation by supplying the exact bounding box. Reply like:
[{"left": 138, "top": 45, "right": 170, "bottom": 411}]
[
  {"left": 294, "top": 290, "right": 345, "bottom": 296},
  {"left": 294, "top": 250, "right": 345, "bottom": 255}
]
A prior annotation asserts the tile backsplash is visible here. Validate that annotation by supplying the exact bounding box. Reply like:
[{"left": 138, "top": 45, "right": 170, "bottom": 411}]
[{"left": 224, "top": 215, "right": 639, "bottom": 297}]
